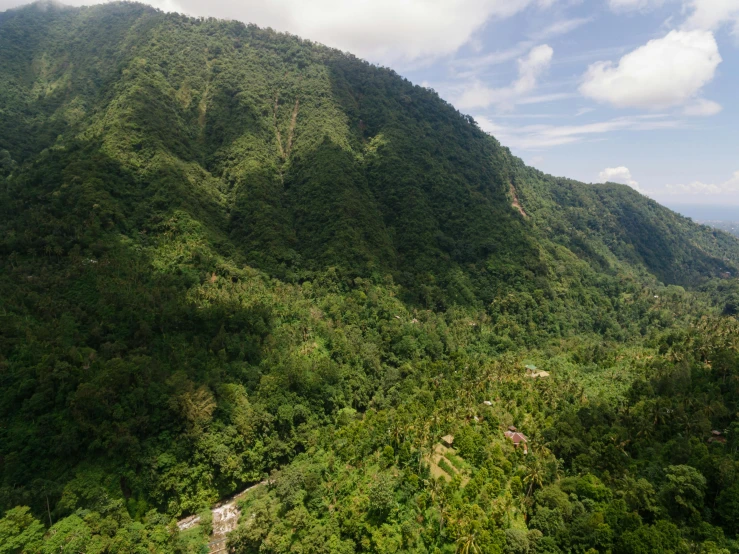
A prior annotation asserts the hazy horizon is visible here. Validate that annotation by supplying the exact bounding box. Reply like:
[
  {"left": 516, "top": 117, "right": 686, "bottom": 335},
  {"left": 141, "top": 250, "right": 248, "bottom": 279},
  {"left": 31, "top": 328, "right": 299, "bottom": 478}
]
[{"left": 668, "top": 204, "right": 739, "bottom": 222}]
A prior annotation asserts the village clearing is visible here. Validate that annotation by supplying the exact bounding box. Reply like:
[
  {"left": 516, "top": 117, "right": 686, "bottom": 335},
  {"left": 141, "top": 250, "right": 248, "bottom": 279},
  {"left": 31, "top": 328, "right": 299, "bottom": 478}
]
[{"left": 425, "top": 443, "right": 470, "bottom": 486}]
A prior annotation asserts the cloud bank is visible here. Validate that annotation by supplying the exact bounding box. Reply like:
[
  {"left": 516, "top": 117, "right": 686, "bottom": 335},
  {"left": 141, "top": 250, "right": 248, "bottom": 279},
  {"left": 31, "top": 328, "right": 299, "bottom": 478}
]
[{"left": 666, "top": 171, "right": 739, "bottom": 194}]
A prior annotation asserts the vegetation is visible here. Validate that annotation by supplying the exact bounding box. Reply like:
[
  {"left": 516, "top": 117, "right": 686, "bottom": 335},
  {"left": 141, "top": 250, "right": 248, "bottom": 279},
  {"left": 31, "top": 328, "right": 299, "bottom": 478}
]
[{"left": 0, "top": 2, "right": 739, "bottom": 553}]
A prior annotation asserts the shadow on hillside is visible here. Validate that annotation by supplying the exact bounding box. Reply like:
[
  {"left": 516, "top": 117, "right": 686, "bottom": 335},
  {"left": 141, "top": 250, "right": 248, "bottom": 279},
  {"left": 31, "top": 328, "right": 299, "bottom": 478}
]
[
  {"left": 323, "top": 55, "right": 547, "bottom": 307},
  {"left": 0, "top": 138, "right": 276, "bottom": 515}
]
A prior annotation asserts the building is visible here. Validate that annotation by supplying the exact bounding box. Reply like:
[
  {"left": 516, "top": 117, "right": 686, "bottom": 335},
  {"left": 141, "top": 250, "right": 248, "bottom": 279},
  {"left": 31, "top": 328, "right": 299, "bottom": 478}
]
[
  {"left": 441, "top": 434, "right": 455, "bottom": 448},
  {"left": 504, "top": 426, "right": 529, "bottom": 454}
]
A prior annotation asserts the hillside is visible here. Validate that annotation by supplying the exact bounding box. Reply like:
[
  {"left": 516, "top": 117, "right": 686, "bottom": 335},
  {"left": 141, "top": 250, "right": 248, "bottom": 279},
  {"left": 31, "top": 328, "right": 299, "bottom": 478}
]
[{"left": 1, "top": 3, "right": 739, "bottom": 553}]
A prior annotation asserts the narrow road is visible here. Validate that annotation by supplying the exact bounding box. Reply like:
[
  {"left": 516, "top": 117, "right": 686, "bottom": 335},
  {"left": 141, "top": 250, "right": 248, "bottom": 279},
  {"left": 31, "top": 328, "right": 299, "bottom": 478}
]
[{"left": 177, "top": 481, "right": 267, "bottom": 553}]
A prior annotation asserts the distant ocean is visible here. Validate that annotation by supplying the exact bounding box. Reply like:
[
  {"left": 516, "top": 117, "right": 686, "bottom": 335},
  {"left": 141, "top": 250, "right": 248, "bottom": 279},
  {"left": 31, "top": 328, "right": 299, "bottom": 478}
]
[{"left": 667, "top": 204, "right": 739, "bottom": 222}]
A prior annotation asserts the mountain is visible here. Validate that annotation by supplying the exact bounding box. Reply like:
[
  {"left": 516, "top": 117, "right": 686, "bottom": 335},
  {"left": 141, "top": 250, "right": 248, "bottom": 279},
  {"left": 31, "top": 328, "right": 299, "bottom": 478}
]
[{"left": 1, "top": 3, "right": 739, "bottom": 553}]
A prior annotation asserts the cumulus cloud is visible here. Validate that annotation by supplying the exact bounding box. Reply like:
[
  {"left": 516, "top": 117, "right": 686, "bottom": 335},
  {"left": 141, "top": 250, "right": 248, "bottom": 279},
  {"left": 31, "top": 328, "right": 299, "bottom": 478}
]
[
  {"left": 599, "top": 166, "right": 641, "bottom": 191},
  {"left": 4, "top": 0, "right": 558, "bottom": 65},
  {"left": 475, "top": 114, "right": 681, "bottom": 149},
  {"left": 457, "top": 44, "right": 554, "bottom": 109},
  {"left": 666, "top": 171, "right": 739, "bottom": 194},
  {"left": 579, "top": 30, "right": 721, "bottom": 111}
]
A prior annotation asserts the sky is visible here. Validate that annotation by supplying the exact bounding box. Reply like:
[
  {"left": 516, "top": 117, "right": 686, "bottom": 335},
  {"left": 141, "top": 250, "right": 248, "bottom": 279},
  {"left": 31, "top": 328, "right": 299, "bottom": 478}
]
[{"left": 2, "top": 0, "right": 739, "bottom": 212}]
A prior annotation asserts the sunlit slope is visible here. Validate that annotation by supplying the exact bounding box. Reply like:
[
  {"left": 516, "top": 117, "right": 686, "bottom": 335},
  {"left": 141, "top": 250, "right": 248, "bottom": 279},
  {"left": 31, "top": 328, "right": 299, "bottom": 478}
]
[
  {"left": 2, "top": 0, "right": 739, "bottom": 531},
  {"left": 2, "top": 1, "right": 736, "bottom": 307}
]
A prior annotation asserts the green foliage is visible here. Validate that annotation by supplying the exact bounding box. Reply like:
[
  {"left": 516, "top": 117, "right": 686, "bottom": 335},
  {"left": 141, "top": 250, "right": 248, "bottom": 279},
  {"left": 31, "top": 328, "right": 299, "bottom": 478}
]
[
  {"left": 0, "top": 507, "right": 44, "bottom": 554},
  {"left": 660, "top": 465, "right": 707, "bottom": 522},
  {"left": 0, "top": 2, "right": 739, "bottom": 553},
  {"left": 437, "top": 458, "right": 456, "bottom": 477}
]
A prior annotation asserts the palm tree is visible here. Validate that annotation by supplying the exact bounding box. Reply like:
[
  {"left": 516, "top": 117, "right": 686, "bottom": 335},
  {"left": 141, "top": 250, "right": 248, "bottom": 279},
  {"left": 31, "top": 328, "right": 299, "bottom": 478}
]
[
  {"left": 388, "top": 418, "right": 404, "bottom": 450},
  {"left": 524, "top": 457, "right": 545, "bottom": 498},
  {"left": 426, "top": 476, "right": 453, "bottom": 536},
  {"left": 456, "top": 530, "right": 481, "bottom": 554}
]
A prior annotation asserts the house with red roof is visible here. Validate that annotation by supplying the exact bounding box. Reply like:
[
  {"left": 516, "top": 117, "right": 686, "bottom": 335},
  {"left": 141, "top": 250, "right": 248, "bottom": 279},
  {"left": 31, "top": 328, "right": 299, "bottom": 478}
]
[{"left": 504, "top": 426, "right": 529, "bottom": 454}]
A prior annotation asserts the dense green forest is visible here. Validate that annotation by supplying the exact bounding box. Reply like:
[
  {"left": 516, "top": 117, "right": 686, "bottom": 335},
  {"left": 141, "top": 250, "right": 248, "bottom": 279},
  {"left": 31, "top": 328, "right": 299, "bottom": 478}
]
[{"left": 1, "top": 2, "right": 739, "bottom": 553}]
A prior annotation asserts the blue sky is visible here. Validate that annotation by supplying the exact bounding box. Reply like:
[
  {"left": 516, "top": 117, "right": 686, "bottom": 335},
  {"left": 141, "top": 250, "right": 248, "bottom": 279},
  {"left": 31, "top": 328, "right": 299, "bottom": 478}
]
[
  {"left": 394, "top": 0, "right": 739, "bottom": 210},
  {"left": 3, "top": 0, "right": 739, "bottom": 211}
]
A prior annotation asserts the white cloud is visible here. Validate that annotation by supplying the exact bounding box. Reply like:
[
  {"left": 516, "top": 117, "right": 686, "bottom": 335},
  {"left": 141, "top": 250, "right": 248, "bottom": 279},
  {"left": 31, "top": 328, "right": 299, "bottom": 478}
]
[
  {"left": 475, "top": 114, "right": 681, "bottom": 149},
  {"left": 580, "top": 30, "right": 721, "bottom": 110},
  {"left": 599, "top": 166, "right": 642, "bottom": 191},
  {"left": 28, "top": 0, "right": 557, "bottom": 65},
  {"left": 682, "top": 98, "right": 723, "bottom": 116},
  {"left": 457, "top": 45, "right": 554, "bottom": 109},
  {"left": 516, "top": 45, "right": 555, "bottom": 91},
  {"left": 666, "top": 171, "right": 739, "bottom": 194},
  {"left": 530, "top": 17, "right": 593, "bottom": 40},
  {"left": 683, "top": 0, "right": 739, "bottom": 35},
  {"left": 453, "top": 42, "right": 535, "bottom": 71}
]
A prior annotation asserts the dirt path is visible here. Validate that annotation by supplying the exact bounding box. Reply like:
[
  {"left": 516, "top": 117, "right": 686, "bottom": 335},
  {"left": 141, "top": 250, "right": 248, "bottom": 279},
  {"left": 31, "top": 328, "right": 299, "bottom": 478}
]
[
  {"left": 177, "top": 481, "right": 267, "bottom": 553},
  {"left": 510, "top": 183, "right": 529, "bottom": 218}
]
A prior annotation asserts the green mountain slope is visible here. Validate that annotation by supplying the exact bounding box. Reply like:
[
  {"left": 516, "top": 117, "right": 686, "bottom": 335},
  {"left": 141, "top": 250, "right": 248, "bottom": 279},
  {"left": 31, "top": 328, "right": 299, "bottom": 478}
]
[
  {"left": 1, "top": 3, "right": 739, "bottom": 553},
  {"left": 1, "top": 2, "right": 736, "bottom": 299}
]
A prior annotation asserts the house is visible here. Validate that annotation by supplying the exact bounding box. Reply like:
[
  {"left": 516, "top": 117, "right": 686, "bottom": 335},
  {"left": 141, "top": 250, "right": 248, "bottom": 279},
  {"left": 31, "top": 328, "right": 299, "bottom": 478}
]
[
  {"left": 483, "top": 400, "right": 493, "bottom": 406},
  {"left": 525, "top": 364, "right": 550, "bottom": 379},
  {"left": 709, "top": 430, "right": 727, "bottom": 444},
  {"left": 441, "top": 434, "right": 455, "bottom": 448},
  {"left": 504, "top": 426, "right": 529, "bottom": 454}
]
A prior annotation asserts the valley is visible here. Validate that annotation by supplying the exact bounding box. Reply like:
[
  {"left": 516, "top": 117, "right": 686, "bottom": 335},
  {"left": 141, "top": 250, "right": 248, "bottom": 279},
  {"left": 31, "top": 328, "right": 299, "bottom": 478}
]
[{"left": 0, "top": 3, "right": 739, "bottom": 553}]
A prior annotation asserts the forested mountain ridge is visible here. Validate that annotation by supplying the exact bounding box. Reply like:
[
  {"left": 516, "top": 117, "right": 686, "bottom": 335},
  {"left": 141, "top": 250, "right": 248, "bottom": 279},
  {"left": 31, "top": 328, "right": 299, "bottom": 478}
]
[
  {"left": 1, "top": 3, "right": 739, "bottom": 553},
  {"left": 1, "top": 1, "right": 736, "bottom": 300}
]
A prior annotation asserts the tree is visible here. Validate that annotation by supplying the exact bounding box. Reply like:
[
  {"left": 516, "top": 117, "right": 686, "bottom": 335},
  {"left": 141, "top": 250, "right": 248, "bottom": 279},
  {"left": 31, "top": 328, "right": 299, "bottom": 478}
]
[
  {"left": 615, "top": 520, "right": 682, "bottom": 554},
  {"left": 659, "top": 465, "right": 706, "bottom": 522},
  {"left": 0, "top": 507, "right": 44, "bottom": 554},
  {"left": 716, "top": 481, "right": 739, "bottom": 535},
  {"left": 368, "top": 473, "right": 396, "bottom": 520},
  {"left": 39, "top": 514, "right": 93, "bottom": 554}
]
